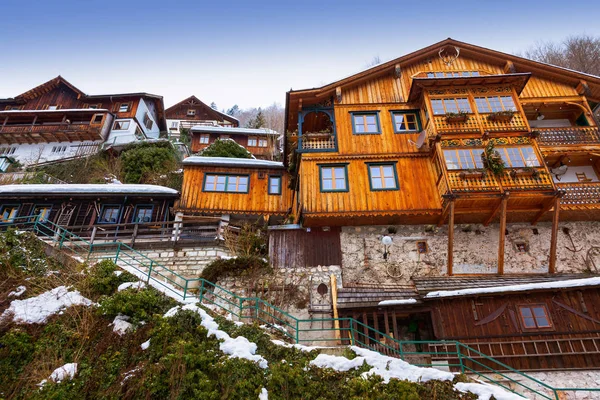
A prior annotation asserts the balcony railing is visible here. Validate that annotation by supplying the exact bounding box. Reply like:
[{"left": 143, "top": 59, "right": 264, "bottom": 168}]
[
  {"left": 295, "top": 132, "right": 336, "bottom": 152},
  {"left": 445, "top": 171, "right": 501, "bottom": 193},
  {"left": 430, "top": 113, "right": 529, "bottom": 136},
  {"left": 536, "top": 127, "right": 600, "bottom": 146},
  {"left": 0, "top": 123, "right": 104, "bottom": 143},
  {"left": 498, "top": 168, "right": 554, "bottom": 191},
  {"left": 557, "top": 182, "right": 600, "bottom": 206},
  {"left": 440, "top": 168, "right": 554, "bottom": 196}
]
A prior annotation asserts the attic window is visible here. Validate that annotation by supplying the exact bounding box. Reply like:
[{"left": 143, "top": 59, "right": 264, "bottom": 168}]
[
  {"left": 519, "top": 305, "right": 552, "bottom": 329},
  {"left": 426, "top": 71, "right": 480, "bottom": 78},
  {"left": 119, "top": 103, "right": 130, "bottom": 113},
  {"left": 187, "top": 109, "right": 196, "bottom": 116},
  {"left": 199, "top": 134, "right": 210, "bottom": 144}
]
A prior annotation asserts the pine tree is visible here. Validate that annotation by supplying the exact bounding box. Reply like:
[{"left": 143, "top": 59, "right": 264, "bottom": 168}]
[
  {"left": 246, "top": 108, "right": 266, "bottom": 129},
  {"left": 210, "top": 102, "right": 218, "bottom": 110},
  {"left": 226, "top": 105, "right": 240, "bottom": 116}
]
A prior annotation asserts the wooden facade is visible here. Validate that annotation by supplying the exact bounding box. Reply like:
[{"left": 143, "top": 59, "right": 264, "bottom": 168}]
[
  {"left": 190, "top": 126, "right": 279, "bottom": 160},
  {"left": 165, "top": 96, "right": 238, "bottom": 127},
  {"left": 268, "top": 226, "right": 342, "bottom": 268},
  {"left": 177, "top": 157, "right": 292, "bottom": 221}
]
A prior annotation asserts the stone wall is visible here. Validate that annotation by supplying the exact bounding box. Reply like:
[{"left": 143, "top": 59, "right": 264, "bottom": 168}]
[
  {"left": 499, "top": 370, "right": 600, "bottom": 399},
  {"left": 341, "top": 221, "right": 600, "bottom": 286},
  {"left": 134, "top": 245, "right": 233, "bottom": 278}
]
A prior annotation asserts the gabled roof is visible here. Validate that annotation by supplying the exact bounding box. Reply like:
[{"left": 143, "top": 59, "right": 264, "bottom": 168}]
[
  {"left": 165, "top": 95, "right": 239, "bottom": 125},
  {"left": 1, "top": 76, "right": 87, "bottom": 103},
  {"left": 190, "top": 125, "right": 278, "bottom": 136},
  {"left": 183, "top": 156, "right": 284, "bottom": 169}
]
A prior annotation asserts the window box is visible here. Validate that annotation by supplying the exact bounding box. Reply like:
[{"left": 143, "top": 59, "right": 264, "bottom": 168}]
[
  {"left": 304, "top": 131, "right": 333, "bottom": 139},
  {"left": 444, "top": 112, "right": 469, "bottom": 123},
  {"left": 509, "top": 168, "right": 540, "bottom": 179},
  {"left": 459, "top": 170, "right": 486, "bottom": 179},
  {"left": 487, "top": 111, "right": 516, "bottom": 122}
]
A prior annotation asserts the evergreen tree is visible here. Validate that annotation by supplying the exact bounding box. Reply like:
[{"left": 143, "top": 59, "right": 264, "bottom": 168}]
[
  {"left": 226, "top": 104, "right": 240, "bottom": 116},
  {"left": 199, "top": 139, "right": 252, "bottom": 158},
  {"left": 246, "top": 108, "right": 266, "bottom": 129},
  {"left": 210, "top": 102, "right": 218, "bottom": 110}
]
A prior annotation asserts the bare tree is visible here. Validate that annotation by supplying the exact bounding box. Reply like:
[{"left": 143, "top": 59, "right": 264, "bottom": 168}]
[
  {"left": 363, "top": 55, "right": 382, "bottom": 69},
  {"left": 523, "top": 34, "right": 600, "bottom": 76},
  {"left": 262, "top": 103, "right": 285, "bottom": 134}
]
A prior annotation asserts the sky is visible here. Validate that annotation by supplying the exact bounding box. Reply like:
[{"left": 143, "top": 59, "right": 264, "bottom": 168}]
[{"left": 1, "top": 0, "right": 600, "bottom": 111}]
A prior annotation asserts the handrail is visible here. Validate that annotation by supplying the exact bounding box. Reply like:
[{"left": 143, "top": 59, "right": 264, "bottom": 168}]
[{"left": 2, "top": 215, "right": 599, "bottom": 400}]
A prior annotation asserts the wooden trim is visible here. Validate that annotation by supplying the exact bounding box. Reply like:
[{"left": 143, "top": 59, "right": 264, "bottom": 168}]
[
  {"left": 498, "top": 196, "right": 508, "bottom": 275},
  {"left": 518, "top": 304, "right": 554, "bottom": 330},
  {"left": 447, "top": 200, "right": 455, "bottom": 276},
  {"left": 549, "top": 196, "right": 560, "bottom": 274}
]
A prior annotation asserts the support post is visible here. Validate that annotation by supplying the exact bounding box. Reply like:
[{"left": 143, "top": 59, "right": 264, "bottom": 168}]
[
  {"left": 199, "top": 279, "right": 205, "bottom": 304},
  {"left": 549, "top": 196, "right": 561, "bottom": 274},
  {"left": 114, "top": 242, "right": 121, "bottom": 263},
  {"left": 447, "top": 199, "right": 455, "bottom": 276},
  {"left": 90, "top": 226, "right": 97, "bottom": 244},
  {"left": 132, "top": 223, "right": 139, "bottom": 246},
  {"left": 498, "top": 195, "right": 508, "bottom": 275},
  {"left": 183, "top": 279, "right": 188, "bottom": 301},
  {"left": 147, "top": 260, "right": 154, "bottom": 283},
  {"left": 330, "top": 274, "right": 341, "bottom": 343}
]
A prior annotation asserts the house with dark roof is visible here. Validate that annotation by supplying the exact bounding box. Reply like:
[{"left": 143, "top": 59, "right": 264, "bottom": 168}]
[{"left": 165, "top": 95, "right": 239, "bottom": 139}]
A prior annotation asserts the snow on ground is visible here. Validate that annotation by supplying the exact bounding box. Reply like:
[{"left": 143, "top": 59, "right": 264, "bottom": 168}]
[
  {"left": 117, "top": 281, "right": 146, "bottom": 292},
  {"left": 141, "top": 339, "right": 150, "bottom": 350},
  {"left": 425, "top": 277, "right": 600, "bottom": 298},
  {"left": 111, "top": 315, "right": 134, "bottom": 335},
  {"left": 378, "top": 299, "right": 418, "bottom": 306},
  {"left": 259, "top": 387, "right": 269, "bottom": 400},
  {"left": 311, "top": 346, "right": 454, "bottom": 383},
  {"left": 164, "top": 304, "right": 268, "bottom": 369},
  {"left": 270, "top": 339, "right": 327, "bottom": 353},
  {"left": 1, "top": 286, "right": 93, "bottom": 324},
  {"left": 8, "top": 285, "right": 26, "bottom": 297},
  {"left": 455, "top": 382, "right": 524, "bottom": 400},
  {"left": 39, "top": 363, "right": 79, "bottom": 386},
  {"left": 113, "top": 271, "right": 123, "bottom": 277}
]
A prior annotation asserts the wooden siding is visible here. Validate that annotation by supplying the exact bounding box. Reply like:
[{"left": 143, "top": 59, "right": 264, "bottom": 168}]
[
  {"left": 520, "top": 76, "right": 579, "bottom": 99},
  {"left": 178, "top": 165, "right": 291, "bottom": 215},
  {"left": 190, "top": 132, "right": 277, "bottom": 159},
  {"left": 430, "top": 288, "right": 600, "bottom": 370},
  {"left": 299, "top": 156, "right": 441, "bottom": 221},
  {"left": 340, "top": 76, "right": 404, "bottom": 105},
  {"left": 269, "top": 227, "right": 342, "bottom": 268}
]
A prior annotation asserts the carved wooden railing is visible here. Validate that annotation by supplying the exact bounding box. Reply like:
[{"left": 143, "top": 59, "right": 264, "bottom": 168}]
[
  {"left": 444, "top": 171, "right": 501, "bottom": 193},
  {"left": 557, "top": 182, "right": 600, "bottom": 206},
  {"left": 0, "top": 123, "right": 102, "bottom": 135},
  {"left": 479, "top": 113, "right": 529, "bottom": 133},
  {"left": 431, "top": 113, "right": 529, "bottom": 135},
  {"left": 439, "top": 168, "right": 554, "bottom": 196},
  {"left": 498, "top": 168, "right": 554, "bottom": 191},
  {"left": 433, "top": 114, "right": 481, "bottom": 134},
  {"left": 297, "top": 132, "right": 336, "bottom": 151},
  {"left": 536, "top": 127, "right": 600, "bottom": 146}
]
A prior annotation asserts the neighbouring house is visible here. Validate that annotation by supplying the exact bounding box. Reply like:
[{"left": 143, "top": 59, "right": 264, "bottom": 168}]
[
  {"left": 276, "top": 38, "right": 600, "bottom": 370},
  {"left": 0, "top": 76, "right": 166, "bottom": 169},
  {"left": 165, "top": 95, "right": 239, "bottom": 139},
  {"left": 176, "top": 156, "right": 292, "bottom": 226},
  {"left": 190, "top": 125, "right": 280, "bottom": 160}
]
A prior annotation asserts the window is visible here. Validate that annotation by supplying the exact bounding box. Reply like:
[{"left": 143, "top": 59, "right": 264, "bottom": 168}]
[
  {"left": 519, "top": 305, "right": 552, "bottom": 329},
  {"left": 430, "top": 98, "right": 472, "bottom": 115},
  {"left": 0, "top": 205, "right": 19, "bottom": 223},
  {"left": 319, "top": 165, "right": 348, "bottom": 192},
  {"left": 118, "top": 103, "right": 130, "bottom": 113},
  {"left": 443, "top": 149, "right": 485, "bottom": 170},
  {"left": 199, "top": 134, "right": 210, "bottom": 144},
  {"left": 88, "top": 104, "right": 99, "bottom": 109},
  {"left": 368, "top": 163, "right": 398, "bottom": 190},
  {"left": 98, "top": 205, "right": 121, "bottom": 224},
  {"left": 51, "top": 145, "right": 67, "bottom": 154},
  {"left": 248, "top": 136, "right": 258, "bottom": 147},
  {"left": 91, "top": 114, "right": 104, "bottom": 124},
  {"left": 135, "top": 126, "right": 145, "bottom": 140},
  {"left": 0, "top": 147, "right": 16, "bottom": 155},
  {"left": 426, "top": 71, "right": 480, "bottom": 78},
  {"left": 47, "top": 105, "right": 58, "bottom": 110},
  {"left": 187, "top": 109, "right": 196, "bottom": 116},
  {"left": 268, "top": 176, "right": 282, "bottom": 195},
  {"left": 258, "top": 138, "right": 268, "bottom": 147},
  {"left": 134, "top": 206, "right": 153, "bottom": 223},
  {"left": 474, "top": 96, "right": 517, "bottom": 113},
  {"left": 498, "top": 146, "right": 540, "bottom": 168},
  {"left": 143, "top": 113, "right": 153, "bottom": 130},
  {"left": 416, "top": 241, "right": 428, "bottom": 254},
  {"left": 391, "top": 111, "right": 421, "bottom": 133},
  {"left": 113, "top": 120, "right": 130, "bottom": 130},
  {"left": 352, "top": 112, "right": 380, "bottom": 134},
  {"left": 170, "top": 121, "right": 178, "bottom": 129},
  {"left": 34, "top": 205, "right": 52, "bottom": 222},
  {"left": 203, "top": 174, "right": 249, "bottom": 193}
]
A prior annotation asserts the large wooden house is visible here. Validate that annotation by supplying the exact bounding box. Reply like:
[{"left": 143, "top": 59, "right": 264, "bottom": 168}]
[
  {"left": 189, "top": 126, "right": 280, "bottom": 160},
  {"left": 280, "top": 38, "right": 600, "bottom": 370},
  {"left": 165, "top": 96, "right": 239, "bottom": 138},
  {"left": 0, "top": 76, "right": 166, "bottom": 169}
]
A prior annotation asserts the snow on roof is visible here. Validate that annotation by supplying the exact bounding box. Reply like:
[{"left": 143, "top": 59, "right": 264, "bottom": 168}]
[
  {"left": 0, "top": 184, "right": 179, "bottom": 196},
  {"left": 378, "top": 299, "right": 418, "bottom": 306},
  {"left": 425, "top": 276, "right": 600, "bottom": 299},
  {"left": 0, "top": 108, "right": 111, "bottom": 114},
  {"left": 190, "top": 125, "right": 279, "bottom": 136},
  {"left": 183, "top": 156, "right": 284, "bottom": 169}
]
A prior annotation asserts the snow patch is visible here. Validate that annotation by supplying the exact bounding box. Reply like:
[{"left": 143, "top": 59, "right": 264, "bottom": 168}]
[
  {"left": 114, "top": 271, "right": 123, "bottom": 277},
  {"left": 117, "top": 281, "right": 146, "bottom": 292},
  {"left": 39, "top": 363, "right": 78, "bottom": 386},
  {"left": 8, "top": 285, "right": 26, "bottom": 298},
  {"left": 259, "top": 387, "right": 269, "bottom": 400},
  {"left": 271, "top": 339, "right": 325, "bottom": 352},
  {"left": 455, "top": 382, "right": 524, "bottom": 400},
  {"left": 111, "top": 314, "right": 134, "bottom": 335},
  {"left": 1, "top": 286, "right": 93, "bottom": 324},
  {"left": 378, "top": 299, "right": 418, "bottom": 306},
  {"left": 164, "top": 304, "right": 268, "bottom": 369},
  {"left": 141, "top": 339, "right": 150, "bottom": 350}
]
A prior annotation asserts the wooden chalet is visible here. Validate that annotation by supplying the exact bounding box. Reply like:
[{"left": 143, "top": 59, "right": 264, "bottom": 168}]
[
  {"left": 177, "top": 156, "right": 292, "bottom": 225},
  {"left": 284, "top": 38, "right": 600, "bottom": 275},
  {"left": 0, "top": 76, "right": 166, "bottom": 168},
  {"left": 165, "top": 95, "right": 239, "bottom": 138},
  {"left": 189, "top": 126, "right": 280, "bottom": 160}
]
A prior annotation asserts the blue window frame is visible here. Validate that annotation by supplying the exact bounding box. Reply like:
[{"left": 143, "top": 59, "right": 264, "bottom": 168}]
[
  {"left": 351, "top": 112, "right": 381, "bottom": 134},
  {"left": 203, "top": 173, "right": 250, "bottom": 193},
  {"left": 98, "top": 205, "right": 121, "bottom": 224},
  {"left": 319, "top": 164, "right": 349, "bottom": 192},
  {"left": 268, "top": 175, "right": 282, "bottom": 195},
  {"left": 390, "top": 110, "right": 422, "bottom": 133},
  {"left": 0, "top": 204, "right": 19, "bottom": 223},
  {"left": 33, "top": 204, "right": 52, "bottom": 222},
  {"left": 133, "top": 205, "right": 154, "bottom": 223}
]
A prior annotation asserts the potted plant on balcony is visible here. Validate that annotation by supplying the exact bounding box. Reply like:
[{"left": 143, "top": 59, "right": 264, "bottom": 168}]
[
  {"left": 487, "top": 110, "right": 516, "bottom": 122},
  {"left": 445, "top": 110, "right": 469, "bottom": 123},
  {"left": 459, "top": 168, "right": 487, "bottom": 179},
  {"left": 481, "top": 141, "right": 506, "bottom": 177},
  {"left": 304, "top": 129, "right": 333, "bottom": 139},
  {"left": 528, "top": 130, "right": 540, "bottom": 139},
  {"left": 510, "top": 166, "right": 540, "bottom": 179}
]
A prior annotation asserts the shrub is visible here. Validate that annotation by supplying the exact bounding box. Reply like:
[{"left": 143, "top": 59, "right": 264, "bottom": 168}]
[
  {"left": 121, "top": 144, "right": 179, "bottom": 184},
  {"left": 99, "top": 288, "right": 177, "bottom": 324},
  {"left": 84, "top": 259, "right": 137, "bottom": 297},
  {"left": 200, "top": 255, "right": 270, "bottom": 283},
  {"left": 198, "top": 139, "right": 253, "bottom": 158},
  {"left": 0, "top": 330, "right": 35, "bottom": 388}
]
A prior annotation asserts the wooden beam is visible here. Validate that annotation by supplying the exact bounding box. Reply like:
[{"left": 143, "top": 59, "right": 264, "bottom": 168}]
[
  {"left": 577, "top": 80, "right": 591, "bottom": 97},
  {"left": 504, "top": 60, "right": 516, "bottom": 74},
  {"left": 531, "top": 197, "right": 557, "bottom": 225},
  {"left": 437, "top": 199, "right": 452, "bottom": 227},
  {"left": 549, "top": 196, "right": 561, "bottom": 274},
  {"left": 394, "top": 64, "right": 402, "bottom": 78},
  {"left": 484, "top": 197, "right": 505, "bottom": 226},
  {"left": 335, "top": 87, "right": 342, "bottom": 103},
  {"left": 447, "top": 200, "right": 455, "bottom": 276},
  {"left": 498, "top": 196, "right": 508, "bottom": 275},
  {"left": 330, "top": 274, "right": 341, "bottom": 343}
]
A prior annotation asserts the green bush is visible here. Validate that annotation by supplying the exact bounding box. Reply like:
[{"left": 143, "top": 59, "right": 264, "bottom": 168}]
[
  {"left": 98, "top": 288, "right": 176, "bottom": 324},
  {"left": 198, "top": 139, "right": 253, "bottom": 158},
  {"left": 121, "top": 144, "right": 179, "bottom": 184},
  {"left": 200, "top": 255, "right": 270, "bottom": 283},
  {"left": 0, "top": 330, "right": 35, "bottom": 388},
  {"left": 84, "top": 259, "right": 138, "bottom": 297},
  {"left": 0, "top": 229, "right": 55, "bottom": 276}
]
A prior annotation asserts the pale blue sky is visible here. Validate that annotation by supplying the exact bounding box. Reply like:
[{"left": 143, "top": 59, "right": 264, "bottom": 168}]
[{"left": 1, "top": 0, "right": 599, "bottom": 109}]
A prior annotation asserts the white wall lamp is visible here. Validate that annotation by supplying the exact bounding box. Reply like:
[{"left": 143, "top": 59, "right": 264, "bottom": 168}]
[{"left": 382, "top": 235, "right": 393, "bottom": 260}]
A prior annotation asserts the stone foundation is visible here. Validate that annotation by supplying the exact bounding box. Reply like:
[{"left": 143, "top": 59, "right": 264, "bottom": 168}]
[
  {"left": 341, "top": 221, "right": 600, "bottom": 286},
  {"left": 497, "top": 370, "right": 600, "bottom": 399}
]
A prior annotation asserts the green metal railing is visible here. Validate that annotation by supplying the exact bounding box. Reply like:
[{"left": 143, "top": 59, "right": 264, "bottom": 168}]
[{"left": 2, "top": 215, "right": 598, "bottom": 400}]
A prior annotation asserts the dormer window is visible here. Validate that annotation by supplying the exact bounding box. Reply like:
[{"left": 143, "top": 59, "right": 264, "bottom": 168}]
[
  {"left": 430, "top": 98, "right": 472, "bottom": 115},
  {"left": 119, "top": 103, "right": 130, "bottom": 113},
  {"left": 187, "top": 109, "right": 196, "bottom": 116},
  {"left": 351, "top": 112, "right": 380, "bottom": 134}
]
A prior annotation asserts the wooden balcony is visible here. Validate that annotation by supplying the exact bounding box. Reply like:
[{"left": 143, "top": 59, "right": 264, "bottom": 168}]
[
  {"left": 557, "top": 182, "right": 600, "bottom": 207},
  {"left": 536, "top": 127, "right": 600, "bottom": 147},
  {"left": 430, "top": 113, "right": 529, "bottom": 137},
  {"left": 293, "top": 132, "right": 337, "bottom": 152},
  {"left": 441, "top": 167, "right": 554, "bottom": 196}
]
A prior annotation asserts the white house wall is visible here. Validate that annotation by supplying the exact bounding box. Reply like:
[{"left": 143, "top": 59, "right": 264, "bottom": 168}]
[
  {"left": 136, "top": 98, "right": 160, "bottom": 139},
  {"left": 0, "top": 140, "right": 104, "bottom": 168}
]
